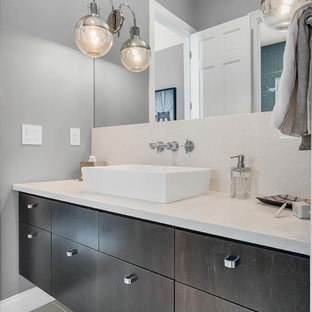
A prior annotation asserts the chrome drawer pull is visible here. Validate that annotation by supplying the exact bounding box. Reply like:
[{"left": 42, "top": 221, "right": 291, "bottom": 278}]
[
  {"left": 124, "top": 274, "right": 137, "bottom": 285},
  {"left": 27, "top": 204, "right": 38, "bottom": 209},
  {"left": 224, "top": 255, "right": 240, "bottom": 269},
  {"left": 27, "top": 232, "right": 38, "bottom": 239},
  {"left": 66, "top": 249, "right": 78, "bottom": 257}
]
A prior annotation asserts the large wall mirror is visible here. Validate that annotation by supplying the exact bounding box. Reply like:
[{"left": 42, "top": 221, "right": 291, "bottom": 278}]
[{"left": 95, "top": 0, "right": 287, "bottom": 127}]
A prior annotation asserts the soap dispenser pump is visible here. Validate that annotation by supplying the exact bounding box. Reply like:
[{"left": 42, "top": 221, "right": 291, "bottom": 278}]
[{"left": 230, "top": 155, "right": 251, "bottom": 199}]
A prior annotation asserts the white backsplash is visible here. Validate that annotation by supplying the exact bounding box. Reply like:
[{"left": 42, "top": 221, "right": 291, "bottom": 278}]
[{"left": 92, "top": 112, "right": 311, "bottom": 198}]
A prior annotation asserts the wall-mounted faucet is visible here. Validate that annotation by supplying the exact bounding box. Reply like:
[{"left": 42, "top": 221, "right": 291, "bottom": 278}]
[
  {"left": 149, "top": 141, "right": 166, "bottom": 153},
  {"left": 149, "top": 139, "right": 194, "bottom": 154},
  {"left": 149, "top": 141, "right": 179, "bottom": 153}
]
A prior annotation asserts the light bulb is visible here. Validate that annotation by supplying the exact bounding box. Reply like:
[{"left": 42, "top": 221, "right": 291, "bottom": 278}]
[
  {"left": 75, "top": 2, "right": 113, "bottom": 58},
  {"left": 261, "top": 0, "right": 308, "bottom": 30},
  {"left": 120, "top": 26, "right": 151, "bottom": 72}
]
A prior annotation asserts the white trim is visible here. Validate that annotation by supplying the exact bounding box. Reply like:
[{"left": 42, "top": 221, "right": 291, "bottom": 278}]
[
  {"left": 249, "top": 9, "right": 263, "bottom": 113},
  {"left": 149, "top": 0, "right": 197, "bottom": 122},
  {"left": 149, "top": 0, "right": 156, "bottom": 123},
  {"left": 153, "top": 1, "right": 196, "bottom": 37},
  {"left": 0, "top": 287, "right": 54, "bottom": 312},
  {"left": 183, "top": 37, "right": 191, "bottom": 120}
]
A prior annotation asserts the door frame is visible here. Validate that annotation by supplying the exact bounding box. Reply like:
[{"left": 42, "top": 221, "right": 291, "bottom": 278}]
[
  {"left": 249, "top": 10, "right": 263, "bottom": 113},
  {"left": 149, "top": 0, "right": 197, "bottom": 122}
]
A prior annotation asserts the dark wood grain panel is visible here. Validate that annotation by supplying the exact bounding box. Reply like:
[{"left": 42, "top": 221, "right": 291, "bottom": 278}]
[
  {"left": 52, "top": 235, "right": 98, "bottom": 312},
  {"left": 175, "top": 283, "right": 252, "bottom": 312},
  {"left": 19, "top": 222, "right": 51, "bottom": 294},
  {"left": 175, "top": 230, "right": 310, "bottom": 312},
  {"left": 52, "top": 201, "right": 98, "bottom": 249},
  {"left": 19, "top": 193, "right": 52, "bottom": 231},
  {"left": 99, "top": 212, "right": 174, "bottom": 277},
  {"left": 97, "top": 252, "right": 174, "bottom": 312}
]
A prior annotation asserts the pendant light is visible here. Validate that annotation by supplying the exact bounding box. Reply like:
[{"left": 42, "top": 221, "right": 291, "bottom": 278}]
[
  {"left": 120, "top": 26, "right": 152, "bottom": 73},
  {"left": 261, "top": 0, "right": 308, "bottom": 30},
  {"left": 74, "top": 1, "right": 151, "bottom": 72},
  {"left": 119, "top": 4, "right": 151, "bottom": 72},
  {"left": 75, "top": 0, "right": 113, "bottom": 58}
]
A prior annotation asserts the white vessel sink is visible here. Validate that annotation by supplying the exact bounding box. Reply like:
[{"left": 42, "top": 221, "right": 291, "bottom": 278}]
[{"left": 82, "top": 165, "right": 212, "bottom": 203}]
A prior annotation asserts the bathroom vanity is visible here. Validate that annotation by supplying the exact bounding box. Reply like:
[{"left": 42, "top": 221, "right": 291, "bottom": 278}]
[{"left": 14, "top": 180, "right": 310, "bottom": 312}]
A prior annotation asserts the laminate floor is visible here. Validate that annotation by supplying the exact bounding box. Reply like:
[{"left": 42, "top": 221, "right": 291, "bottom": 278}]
[{"left": 31, "top": 300, "right": 72, "bottom": 312}]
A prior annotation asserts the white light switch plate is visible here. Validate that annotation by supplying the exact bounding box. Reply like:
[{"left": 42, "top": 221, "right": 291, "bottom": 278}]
[
  {"left": 70, "top": 128, "right": 80, "bottom": 146},
  {"left": 22, "top": 124, "right": 42, "bottom": 145}
]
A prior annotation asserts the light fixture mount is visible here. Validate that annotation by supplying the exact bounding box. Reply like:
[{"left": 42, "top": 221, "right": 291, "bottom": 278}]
[
  {"left": 107, "top": 9, "right": 125, "bottom": 33},
  {"left": 89, "top": 1, "right": 98, "bottom": 14}
]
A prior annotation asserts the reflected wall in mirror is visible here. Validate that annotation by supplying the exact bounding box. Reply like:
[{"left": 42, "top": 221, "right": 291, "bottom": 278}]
[
  {"left": 94, "top": 0, "right": 288, "bottom": 127},
  {"left": 151, "top": 0, "right": 287, "bottom": 121}
]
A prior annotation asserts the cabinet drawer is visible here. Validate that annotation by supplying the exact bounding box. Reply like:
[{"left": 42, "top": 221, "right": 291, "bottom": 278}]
[
  {"left": 52, "top": 235, "right": 98, "bottom": 312},
  {"left": 99, "top": 212, "right": 174, "bottom": 277},
  {"left": 97, "top": 252, "right": 174, "bottom": 312},
  {"left": 52, "top": 201, "right": 98, "bottom": 249},
  {"left": 19, "top": 193, "right": 52, "bottom": 231},
  {"left": 175, "top": 230, "right": 310, "bottom": 312},
  {"left": 19, "top": 222, "right": 51, "bottom": 294},
  {"left": 175, "top": 283, "right": 252, "bottom": 312}
]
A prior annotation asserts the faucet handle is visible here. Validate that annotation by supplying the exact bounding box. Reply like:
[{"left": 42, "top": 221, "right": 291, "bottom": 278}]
[
  {"left": 182, "top": 139, "right": 195, "bottom": 154},
  {"left": 149, "top": 143, "right": 157, "bottom": 149},
  {"left": 149, "top": 141, "right": 165, "bottom": 153}
]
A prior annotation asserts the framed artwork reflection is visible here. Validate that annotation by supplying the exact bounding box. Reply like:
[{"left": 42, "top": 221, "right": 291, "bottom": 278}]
[{"left": 155, "top": 87, "right": 176, "bottom": 122}]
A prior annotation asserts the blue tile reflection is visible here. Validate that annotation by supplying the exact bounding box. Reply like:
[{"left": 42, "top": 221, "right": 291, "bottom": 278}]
[{"left": 261, "top": 41, "right": 286, "bottom": 112}]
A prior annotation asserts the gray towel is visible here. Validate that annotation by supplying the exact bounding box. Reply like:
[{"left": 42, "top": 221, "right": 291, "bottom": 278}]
[
  {"left": 291, "top": 8, "right": 312, "bottom": 136},
  {"left": 299, "top": 134, "right": 311, "bottom": 150},
  {"left": 271, "top": 2, "right": 312, "bottom": 137}
]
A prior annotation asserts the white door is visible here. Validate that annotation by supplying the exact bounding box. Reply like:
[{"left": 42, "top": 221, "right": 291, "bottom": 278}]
[{"left": 190, "top": 16, "right": 252, "bottom": 118}]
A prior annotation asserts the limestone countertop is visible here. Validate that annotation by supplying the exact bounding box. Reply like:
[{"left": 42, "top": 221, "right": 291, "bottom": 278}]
[{"left": 13, "top": 180, "right": 310, "bottom": 256}]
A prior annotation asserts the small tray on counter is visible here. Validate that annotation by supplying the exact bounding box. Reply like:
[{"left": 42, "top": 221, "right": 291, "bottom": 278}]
[{"left": 256, "top": 194, "right": 310, "bottom": 209}]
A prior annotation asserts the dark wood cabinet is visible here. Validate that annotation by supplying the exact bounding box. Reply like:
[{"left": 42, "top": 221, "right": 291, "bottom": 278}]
[
  {"left": 52, "top": 235, "right": 98, "bottom": 312},
  {"left": 18, "top": 193, "right": 310, "bottom": 312},
  {"left": 19, "top": 193, "right": 52, "bottom": 231},
  {"left": 175, "top": 283, "right": 252, "bottom": 312},
  {"left": 97, "top": 252, "right": 174, "bottom": 312},
  {"left": 52, "top": 234, "right": 174, "bottom": 312},
  {"left": 175, "top": 230, "right": 310, "bottom": 312},
  {"left": 99, "top": 212, "right": 174, "bottom": 277},
  {"left": 19, "top": 221, "right": 51, "bottom": 294},
  {"left": 52, "top": 201, "right": 98, "bottom": 249}
]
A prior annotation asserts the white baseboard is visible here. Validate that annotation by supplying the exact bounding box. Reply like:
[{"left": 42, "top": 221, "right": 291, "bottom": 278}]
[{"left": 0, "top": 287, "right": 54, "bottom": 312}]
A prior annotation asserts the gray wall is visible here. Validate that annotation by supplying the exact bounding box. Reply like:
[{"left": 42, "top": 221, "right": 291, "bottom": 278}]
[
  {"left": 94, "top": 0, "right": 149, "bottom": 127},
  {"left": 156, "top": 0, "right": 196, "bottom": 29},
  {"left": 0, "top": 0, "right": 94, "bottom": 300},
  {"left": 155, "top": 44, "right": 184, "bottom": 120},
  {"left": 155, "top": 0, "right": 260, "bottom": 32},
  {"left": 195, "top": 0, "right": 260, "bottom": 31}
]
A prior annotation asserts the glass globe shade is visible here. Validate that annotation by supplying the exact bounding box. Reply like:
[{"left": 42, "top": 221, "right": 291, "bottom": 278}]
[
  {"left": 75, "top": 14, "right": 113, "bottom": 58},
  {"left": 120, "top": 27, "right": 151, "bottom": 72},
  {"left": 261, "top": 0, "right": 308, "bottom": 30}
]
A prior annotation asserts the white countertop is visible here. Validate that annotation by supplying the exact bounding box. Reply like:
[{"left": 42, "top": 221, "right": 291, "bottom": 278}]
[{"left": 13, "top": 180, "right": 310, "bottom": 256}]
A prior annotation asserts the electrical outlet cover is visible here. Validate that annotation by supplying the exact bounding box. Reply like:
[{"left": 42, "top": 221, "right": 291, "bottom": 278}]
[
  {"left": 70, "top": 128, "right": 80, "bottom": 146},
  {"left": 22, "top": 124, "right": 42, "bottom": 145}
]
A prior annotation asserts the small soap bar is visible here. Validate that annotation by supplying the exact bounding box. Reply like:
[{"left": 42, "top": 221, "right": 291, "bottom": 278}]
[{"left": 292, "top": 202, "right": 310, "bottom": 219}]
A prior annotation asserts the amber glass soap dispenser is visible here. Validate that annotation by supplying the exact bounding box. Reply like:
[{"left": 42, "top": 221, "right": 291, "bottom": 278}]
[{"left": 230, "top": 155, "right": 251, "bottom": 199}]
